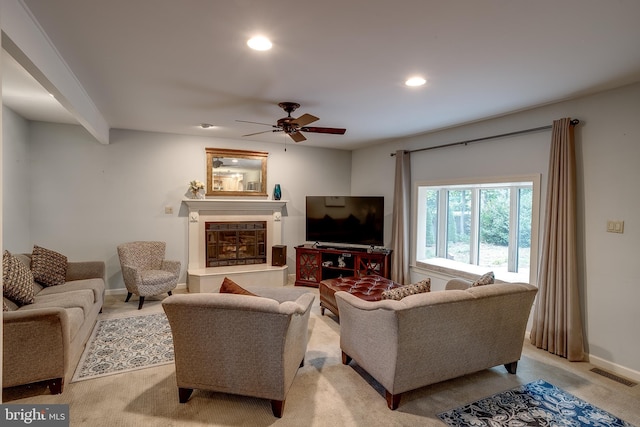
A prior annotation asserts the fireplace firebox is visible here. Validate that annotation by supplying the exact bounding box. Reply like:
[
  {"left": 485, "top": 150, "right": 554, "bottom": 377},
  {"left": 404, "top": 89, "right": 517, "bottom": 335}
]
[{"left": 206, "top": 221, "right": 267, "bottom": 267}]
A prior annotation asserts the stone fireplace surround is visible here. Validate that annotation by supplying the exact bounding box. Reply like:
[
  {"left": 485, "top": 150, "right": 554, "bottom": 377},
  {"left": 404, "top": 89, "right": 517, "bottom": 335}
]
[{"left": 183, "top": 199, "right": 288, "bottom": 293}]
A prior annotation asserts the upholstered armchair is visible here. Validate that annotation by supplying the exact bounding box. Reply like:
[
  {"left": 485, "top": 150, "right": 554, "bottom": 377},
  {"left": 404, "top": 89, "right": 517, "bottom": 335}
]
[
  {"left": 161, "top": 286, "right": 315, "bottom": 418},
  {"left": 117, "top": 241, "right": 181, "bottom": 309}
]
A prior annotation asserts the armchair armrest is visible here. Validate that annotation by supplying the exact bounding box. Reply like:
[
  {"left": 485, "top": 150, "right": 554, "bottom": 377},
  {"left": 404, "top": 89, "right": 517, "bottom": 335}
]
[
  {"left": 2, "top": 308, "right": 69, "bottom": 388},
  {"left": 161, "top": 260, "right": 181, "bottom": 277},
  {"left": 121, "top": 264, "right": 142, "bottom": 287}
]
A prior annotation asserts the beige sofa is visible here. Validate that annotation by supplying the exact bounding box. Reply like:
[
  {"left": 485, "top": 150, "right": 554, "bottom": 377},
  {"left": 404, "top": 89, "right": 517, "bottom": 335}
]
[
  {"left": 336, "top": 280, "right": 537, "bottom": 409},
  {"left": 162, "top": 286, "right": 315, "bottom": 418},
  {"left": 3, "top": 253, "right": 105, "bottom": 393}
]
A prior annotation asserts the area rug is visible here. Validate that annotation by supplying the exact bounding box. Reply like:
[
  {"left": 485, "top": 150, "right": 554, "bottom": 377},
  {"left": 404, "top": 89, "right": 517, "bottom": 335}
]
[
  {"left": 72, "top": 313, "right": 174, "bottom": 382},
  {"left": 438, "top": 379, "right": 635, "bottom": 427}
]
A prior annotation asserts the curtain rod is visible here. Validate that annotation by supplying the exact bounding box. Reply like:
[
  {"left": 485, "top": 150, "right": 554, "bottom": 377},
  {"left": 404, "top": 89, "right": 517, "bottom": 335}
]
[{"left": 390, "top": 119, "right": 580, "bottom": 156}]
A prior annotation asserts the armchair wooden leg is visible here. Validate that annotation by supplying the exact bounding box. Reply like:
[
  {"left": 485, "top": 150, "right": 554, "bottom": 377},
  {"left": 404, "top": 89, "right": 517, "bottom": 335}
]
[
  {"left": 138, "top": 296, "right": 145, "bottom": 310},
  {"left": 178, "top": 387, "right": 193, "bottom": 403},
  {"left": 125, "top": 292, "right": 132, "bottom": 302},
  {"left": 385, "top": 390, "right": 401, "bottom": 410},
  {"left": 341, "top": 351, "right": 352, "bottom": 365},
  {"left": 271, "top": 399, "right": 285, "bottom": 418},
  {"left": 504, "top": 361, "right": 518, "bottom": 374},
  {"left": 48, "top": 378, "right": 64, "bottom": 394}
]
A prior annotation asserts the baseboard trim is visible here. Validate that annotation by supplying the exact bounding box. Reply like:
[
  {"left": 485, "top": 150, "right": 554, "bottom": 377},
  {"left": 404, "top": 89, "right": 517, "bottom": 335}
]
[
  {"left": 524, "top": 332, "right": 640, "bottom": 383},
  {"left": 588, "top": 354, "right": 640, "bottom": 384},
  {"left": 105, "top": 282, "right": 187, "bottom": 296}
]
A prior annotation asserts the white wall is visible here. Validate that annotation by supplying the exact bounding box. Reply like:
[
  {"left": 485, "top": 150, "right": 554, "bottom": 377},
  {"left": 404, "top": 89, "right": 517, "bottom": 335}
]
[
  {"left": 2, "top": 106, "right": 31, "bottom": 251},
  {"left": 352, "top": 82, "right": 640, "bottom": 380},
  {"left": 22, "top": 125, "right": 351, "bottom": 291}
]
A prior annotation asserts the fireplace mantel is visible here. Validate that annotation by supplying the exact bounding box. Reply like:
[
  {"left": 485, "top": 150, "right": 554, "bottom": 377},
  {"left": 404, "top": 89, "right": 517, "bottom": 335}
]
[{"left": 183, "top": 198, "right": 287, "bottom": 212}]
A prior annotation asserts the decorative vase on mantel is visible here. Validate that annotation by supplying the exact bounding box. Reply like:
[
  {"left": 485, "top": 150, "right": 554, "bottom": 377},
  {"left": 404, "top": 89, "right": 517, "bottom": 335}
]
[{"left": 273, "top": 184, "right": 282, "bottom": 200}]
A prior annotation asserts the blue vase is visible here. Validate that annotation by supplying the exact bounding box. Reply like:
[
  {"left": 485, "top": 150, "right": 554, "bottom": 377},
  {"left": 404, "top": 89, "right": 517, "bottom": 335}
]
[{"left": 273, "top": 184, "right": 282, "bottom": 200}]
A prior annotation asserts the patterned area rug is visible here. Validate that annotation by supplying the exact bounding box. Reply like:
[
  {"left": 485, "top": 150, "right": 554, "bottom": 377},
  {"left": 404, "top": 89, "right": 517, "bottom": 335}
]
[
  {"left": 72, "top": 313, "right": 174, "bottom": 382},
  {"left": 438, "top": 379, "right": 635, "bottom": 427}
]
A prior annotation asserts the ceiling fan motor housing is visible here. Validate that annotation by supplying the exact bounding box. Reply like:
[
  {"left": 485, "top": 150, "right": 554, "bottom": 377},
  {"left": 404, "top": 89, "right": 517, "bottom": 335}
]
[{"left": 277, "top": 117, "right": 298, "bottom": 133}]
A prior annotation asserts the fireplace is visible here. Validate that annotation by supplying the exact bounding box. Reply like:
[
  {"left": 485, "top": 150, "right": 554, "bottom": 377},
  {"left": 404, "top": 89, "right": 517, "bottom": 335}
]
[
  {"left": 205, "top": 221, "right": 267, "bottom": 266},
  {"left": 183, "top": 198, "right": 288, "bottom": 292}
]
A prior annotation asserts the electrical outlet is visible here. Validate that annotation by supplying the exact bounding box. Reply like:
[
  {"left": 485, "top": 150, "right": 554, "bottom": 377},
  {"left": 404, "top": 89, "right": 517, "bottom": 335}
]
[{"left": 165, "top": 206, "right": 173, "bottom": 215}]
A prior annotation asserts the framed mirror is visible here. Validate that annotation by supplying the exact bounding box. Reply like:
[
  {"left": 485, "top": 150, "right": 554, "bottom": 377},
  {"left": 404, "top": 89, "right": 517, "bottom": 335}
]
[{"left": 206, "top": 148, "right": 268, "bottom": 197}]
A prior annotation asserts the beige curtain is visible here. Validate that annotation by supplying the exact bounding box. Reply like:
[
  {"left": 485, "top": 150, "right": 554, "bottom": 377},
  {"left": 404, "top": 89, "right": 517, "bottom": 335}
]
[
  {"left": 390, "top": 150, "right": 411, "bottom": 284},
  {"left": 530, "top": 118, "right": 584, "bottom": 361}
]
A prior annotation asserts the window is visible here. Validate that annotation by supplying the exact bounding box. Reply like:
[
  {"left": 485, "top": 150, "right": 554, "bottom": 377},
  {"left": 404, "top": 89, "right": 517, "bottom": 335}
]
[{"left": 415, "top": 175, "right": 540, "bottom": 283}]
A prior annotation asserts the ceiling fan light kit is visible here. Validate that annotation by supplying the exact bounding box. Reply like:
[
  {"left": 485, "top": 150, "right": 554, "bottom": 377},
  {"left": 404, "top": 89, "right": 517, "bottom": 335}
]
[{"left": 238, "top": 102, "right": 347, "bottom": 143}]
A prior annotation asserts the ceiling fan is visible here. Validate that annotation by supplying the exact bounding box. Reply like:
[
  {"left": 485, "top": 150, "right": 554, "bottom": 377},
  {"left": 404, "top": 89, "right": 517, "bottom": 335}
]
[{"left": 237, "top": 102, "right": 347, "bottom": 143}]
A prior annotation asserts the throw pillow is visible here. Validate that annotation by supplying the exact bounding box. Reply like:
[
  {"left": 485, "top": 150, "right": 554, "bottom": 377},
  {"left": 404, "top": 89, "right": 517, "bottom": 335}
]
[
  {"left": 381, "top": 279, "right": 431, "bottom": 301},
  {"left": 472, "top": 271, "right": 495, "bottom": 287},
  {"left": 31, "top": 245, "right": 68, "bottom": 287},
  {"left": 219, "top": 277, "right": 257, "bottom": 296},
  {"left": 3, "top": 250, "right": 35, "bottom": 306}
]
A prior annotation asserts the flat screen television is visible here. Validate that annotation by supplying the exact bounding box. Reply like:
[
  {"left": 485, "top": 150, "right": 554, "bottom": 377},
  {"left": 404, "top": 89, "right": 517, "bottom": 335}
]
[{"left": 305, "top": 196, "right": 384, "bottom": 247}]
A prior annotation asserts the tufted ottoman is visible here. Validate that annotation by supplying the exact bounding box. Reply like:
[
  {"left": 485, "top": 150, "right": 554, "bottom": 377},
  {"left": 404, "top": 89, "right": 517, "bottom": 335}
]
[{"left": 319, "top": 275, "right": 404, "bottom": 318}]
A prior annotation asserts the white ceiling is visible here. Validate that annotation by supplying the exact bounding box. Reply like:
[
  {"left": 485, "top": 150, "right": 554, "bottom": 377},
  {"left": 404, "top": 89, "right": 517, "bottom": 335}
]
[{"left": 4, "top": 0, "right": 640, "bottom": 150}]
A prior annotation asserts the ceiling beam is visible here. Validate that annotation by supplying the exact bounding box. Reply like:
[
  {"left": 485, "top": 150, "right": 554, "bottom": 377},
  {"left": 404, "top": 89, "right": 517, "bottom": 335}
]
[{"left": 0, "top": 0, "right": 109, "bottom": 144}]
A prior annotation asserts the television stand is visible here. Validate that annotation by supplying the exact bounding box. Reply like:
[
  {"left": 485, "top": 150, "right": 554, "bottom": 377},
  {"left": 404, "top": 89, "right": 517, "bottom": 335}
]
[{"left": 295, "top": 244, "right": 392, "bottom": 287}]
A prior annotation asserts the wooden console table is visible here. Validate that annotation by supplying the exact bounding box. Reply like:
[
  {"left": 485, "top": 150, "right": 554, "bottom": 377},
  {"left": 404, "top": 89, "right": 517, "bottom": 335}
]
[{"left": 295, "top": 244, "right": 392, "bottom": 287}]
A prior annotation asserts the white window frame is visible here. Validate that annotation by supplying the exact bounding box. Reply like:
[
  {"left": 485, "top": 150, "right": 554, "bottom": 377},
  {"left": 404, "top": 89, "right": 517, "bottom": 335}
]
[{"left": 413, "top": 174, "right": 541, "bottom": 284}]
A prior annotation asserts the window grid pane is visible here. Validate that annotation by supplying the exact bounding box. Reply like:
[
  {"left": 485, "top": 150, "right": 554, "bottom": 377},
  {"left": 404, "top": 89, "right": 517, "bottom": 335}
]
[
  {"left": 517, "top": 187, "right": 533, "bottom": 274},
  {"left": 478, "top": 188, "right": 510, "bottom": 271},
  {"left": 424, "top": 190, "right": 438, "bottom": 258},
  {"left": 446, "top": 189, "right": 471, "bottom": 264}
]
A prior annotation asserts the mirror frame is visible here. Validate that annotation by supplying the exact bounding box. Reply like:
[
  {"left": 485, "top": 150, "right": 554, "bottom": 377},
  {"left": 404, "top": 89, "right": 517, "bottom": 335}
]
[{"left": 206, "top": 148, "right": 268, "bottom": 197}]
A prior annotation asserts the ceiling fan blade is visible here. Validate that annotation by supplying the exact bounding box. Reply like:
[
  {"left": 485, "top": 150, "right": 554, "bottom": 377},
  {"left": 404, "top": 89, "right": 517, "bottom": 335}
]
[
  {"left": 242, "top": 129, "right": 281, "bottom": 137},
  {"left": 295, "top": 113, "right": 319, "bottom": 127},
  {"left": 300, "top": 126, "right": 347, "bottom": 135},
  {"left": 236, "top": 119, "right": 278, "bottom": 127},
  {"left": 289, "top": 131, "right": 307, "bottom": 143}
]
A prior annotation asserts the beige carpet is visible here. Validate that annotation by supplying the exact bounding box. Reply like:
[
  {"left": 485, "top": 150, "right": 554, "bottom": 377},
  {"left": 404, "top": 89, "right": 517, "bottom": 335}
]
[{"left": 3, "top": 287, "right": 640, "bottom": 427}]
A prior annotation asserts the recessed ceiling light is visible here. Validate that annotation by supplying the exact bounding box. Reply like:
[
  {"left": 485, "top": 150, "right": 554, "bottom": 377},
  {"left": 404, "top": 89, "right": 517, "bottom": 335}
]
[
  {"left": 200, "top": 123, "right": 215, "bottom": 129},
  {"left": 405, "top": 76, "right": 426, "bottom": 87},
  {"left": 247, "top": 36, "right": 272, "bottom": 51}
]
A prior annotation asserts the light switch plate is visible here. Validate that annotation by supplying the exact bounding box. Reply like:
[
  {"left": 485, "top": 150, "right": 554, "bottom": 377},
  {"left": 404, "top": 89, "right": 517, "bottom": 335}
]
[{"left": 606, "top": 220, "right": 624, "bottom": 233}]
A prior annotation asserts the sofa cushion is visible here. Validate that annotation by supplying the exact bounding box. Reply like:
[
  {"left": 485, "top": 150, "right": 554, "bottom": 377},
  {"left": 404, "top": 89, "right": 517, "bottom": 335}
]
[
  {"left": 31, "top": 245, "right": 68, "bottom": 287},
  {"left": 24, "top": 289, "right": 95, "bottom": 319},
  {"left": 3, "top": 250, "right": 35, "bottom": 306},
  {"left": 381, "top": 279, "right": 431, "bottom": 301},
  {"left": 219, "top": 277, "right": 257, "bottom": 296},
  {"left": 37, "top": 278, "right": 104, "bottom": 304},
  {"left": 472, "top": 271, "right": 495, "bottom": 287}
]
